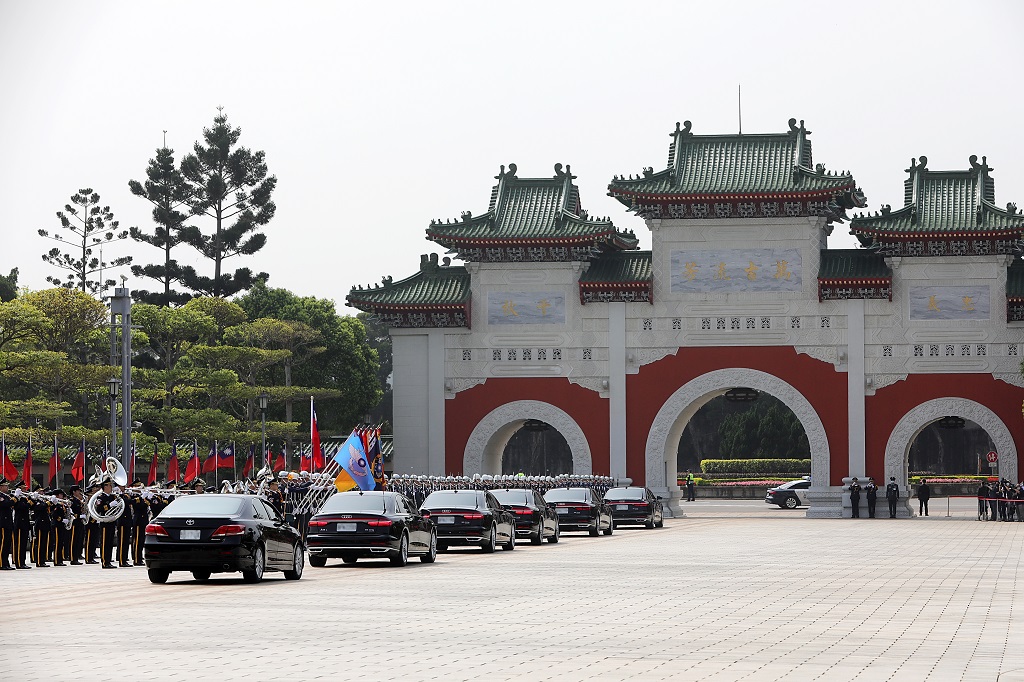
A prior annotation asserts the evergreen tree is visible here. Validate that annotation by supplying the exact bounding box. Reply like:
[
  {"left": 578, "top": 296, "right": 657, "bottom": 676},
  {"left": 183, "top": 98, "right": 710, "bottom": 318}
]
[
  {"left": 0, "top": 268, "right": 18, "bottom": 302},
  {"left": 38, "top": 189, "right": 131, "bottom": 295},
  {"left": 129, "top": 145, "right": 192, "bottom": 306},
  {"left": 179, "top": 109, "right": 276, "bottom": 297}
]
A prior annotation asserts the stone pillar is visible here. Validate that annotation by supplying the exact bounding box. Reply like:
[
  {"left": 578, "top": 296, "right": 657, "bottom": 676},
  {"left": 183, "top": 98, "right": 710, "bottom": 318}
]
[
  {"left": 608, "top": 302, "right": 627, "bottom": 480},
  {"left": 847, "top": 298, "right": 866, "bottom": 479}
]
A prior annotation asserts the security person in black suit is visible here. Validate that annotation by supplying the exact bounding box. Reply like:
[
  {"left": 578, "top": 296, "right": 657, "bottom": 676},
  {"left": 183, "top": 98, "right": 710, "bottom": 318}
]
[
  {"left": 885, "top": 477, "right": 900, "bottom": 518},
  {"left": 848, "top": 477, "right": 862, "bottom": 518},
  {"left": 12, "top": 481, "right": 32, "bottom": 568},
  {"left": 93, "top": 480, "right": 119, "bottom": 568},
  {"left": 0, "top": 478, "right": 15, "bottom": 570}
]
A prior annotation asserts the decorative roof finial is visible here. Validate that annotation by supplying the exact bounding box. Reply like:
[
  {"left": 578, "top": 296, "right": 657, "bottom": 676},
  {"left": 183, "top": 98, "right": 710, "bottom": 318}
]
[
  {"left": 1008, "top": 203, "right": 1018, "bottom": 216},
  {"left": 672, "top": 121, "right": 692, "bottom": 137},
  {"left": 880, "top": 204, "right": 891, "bottom": 216},
  {"left": 461, "top": 210, "right": 472, "bottom": 223}
]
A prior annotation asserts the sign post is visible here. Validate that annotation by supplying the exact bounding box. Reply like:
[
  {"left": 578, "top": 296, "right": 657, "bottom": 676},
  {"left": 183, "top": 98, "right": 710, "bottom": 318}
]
[{"left": 986, "top": 451, "right": 998, "bottom": 470}]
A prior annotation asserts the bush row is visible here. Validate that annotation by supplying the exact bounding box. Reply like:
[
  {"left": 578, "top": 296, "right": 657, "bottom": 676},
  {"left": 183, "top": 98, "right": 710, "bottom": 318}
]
[{"left": 698, "top": 459, "right": 811, "bottom": 475}]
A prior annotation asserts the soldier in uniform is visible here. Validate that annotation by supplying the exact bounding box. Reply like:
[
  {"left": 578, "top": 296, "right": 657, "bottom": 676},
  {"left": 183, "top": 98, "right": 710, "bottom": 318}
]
[
  {"left": 848, "top": 477, "right": 862, "bottom": 519},
  {"left": 68, "top": 485, "right": 85, "bottom": 565},
  {"left": 51, "top": 489, "right": 69, "bottom": 566},
  {"left": 115, "top": 482, "right": 134, "bottom": 567},
  {"left": 93, "top": 479, "right": 119, "bottom": 569},
  {"left": 84, "top": 482, "right": 101, "bottom": 563},
  {"left": 193, "top": 480, "right": 206, "bottom": 494},
  {"left": 0, "top": 478, "right": 15, "bottom": 570},
  {"left": 265, "top": 478, "right": 285, "bottom": 516},
  {"left": 12, "top": 481, "right": 32, "bottom": 568},
  {"left": 129, "top": 480, "right": 149, "bottom": 565},
  {"left": 864, "top": 478, "right": 878, "bottom": 519},
  {"left": 32, "top": 486, "right": 52, "bottom": 567},
  {"left": 885, "top": 477, "right": 900, "bottom": 518}
]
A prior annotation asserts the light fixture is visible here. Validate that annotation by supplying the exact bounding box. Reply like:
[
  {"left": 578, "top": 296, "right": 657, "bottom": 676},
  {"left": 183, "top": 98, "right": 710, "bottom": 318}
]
[
  {"left": 523, "top": 419, "right": 550, "bottom": 432},
  {"left": 936, "top": 416, "right": 965, "bottom": 429},
  {"left": 258, "top": 391, "right": 269, "bottom": 411},
  {"left": 724, "top": 387, "right": 759, "bottom": 402},
  {"left": 106, "top": 378, "right": 119, "bottom": 398}
]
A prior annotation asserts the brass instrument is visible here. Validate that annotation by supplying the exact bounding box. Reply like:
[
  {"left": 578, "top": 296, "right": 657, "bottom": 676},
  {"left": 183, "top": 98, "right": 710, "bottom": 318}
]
[{"left": 86, "top": 457, "right": 128, "bottom": 523}]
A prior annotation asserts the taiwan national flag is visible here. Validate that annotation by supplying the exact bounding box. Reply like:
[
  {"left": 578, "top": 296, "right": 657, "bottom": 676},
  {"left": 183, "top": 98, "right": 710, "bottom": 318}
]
[
  {"left": 332, "top": 431, "right": 375, "bottom": 491},
  {"left": 217, "top": 444, "right": 235, "bottom": 470},
  {"left": 310, "top": 402, "right": 324, "bottom": 470},
  {"left": 299, "top": 447, "right": 312, "bottom": 473},
  {"left": 183, "top": 443, "right": 202, "bottom": 483},
  {"left": 201, "top": 445, "right": 218, "bottom": 474},
  {"left": 71, "top": 441, "right": 85, "bottom": 483},
  {"left": 2, "top": 436, "right": 20, "bottom": 481},
  {"left": 147, "top": 445, "right": 160, "bottom": 486},
  {"left": 167, "top": 444, "right": 180, "bottom": 483},
  {"left": 22, "top": 444, "right": 33, "bottom": 488},
  {"left": 241, "top": 446, "right": 254, "bottom": 478},
  {"left": 272, "top": 449, "right": 286, "bottom": 473},
  {"left": 47, "top": 440, "right": 59, "bottom": 485}
]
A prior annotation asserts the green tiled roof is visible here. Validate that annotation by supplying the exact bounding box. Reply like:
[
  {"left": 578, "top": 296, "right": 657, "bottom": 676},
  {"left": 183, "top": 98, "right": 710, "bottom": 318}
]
[
  {"left": 1008, "top": 259, "right": 1024, "bottom": 299},
  {"left": 347, "top": 254, "right": 469, "bottom": 308},
  {"left": 426, "top": 163, "right": 638, "bottom": 250},
  {"left": 608, "top": 119, "right": 862, "bottom": 201},
  {"left": 580, "top": 251, "right": 652, "bottom": 284},
  {"left": 851, "top": 156, "right": 1024, "bottom": 243},
  {"left": 818, "top": 249, "right": 892, "bottom": 281}
]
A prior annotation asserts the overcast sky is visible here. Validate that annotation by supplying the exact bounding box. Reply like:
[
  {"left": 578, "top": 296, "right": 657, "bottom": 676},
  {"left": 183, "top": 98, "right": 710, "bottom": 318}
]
[{"left": 2, "top": 1, "right": 1022, "bottom": 310}]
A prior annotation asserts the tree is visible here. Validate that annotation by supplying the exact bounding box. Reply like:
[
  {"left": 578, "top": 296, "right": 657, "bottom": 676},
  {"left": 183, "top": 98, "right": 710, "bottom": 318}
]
[
  {"left": 179, "top": 110, "right": 276, "bottom": 297},
  {"left": 357, "top": 312, "right": 392, "bottom": 428},
  {"left": 22, "top": 288, "right": 108, "bottom": 355},
  {"left": 129, "top": 146, "right": 192, "bottom": 306},
  {"left": 38, "top": 189, "right": 131, "bottom": 295},
  {"left": 0, "top": 268, "right": 18, "bottom": 302}
]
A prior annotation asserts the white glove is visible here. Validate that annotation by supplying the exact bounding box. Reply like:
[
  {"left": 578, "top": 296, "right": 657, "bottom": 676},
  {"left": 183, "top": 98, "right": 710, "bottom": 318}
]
[
  {"left": 14, "top": 489, "right": 23, "bottom": 498},
  {"left": 49, "top": 495, "right": 58, "bottom": 503}
]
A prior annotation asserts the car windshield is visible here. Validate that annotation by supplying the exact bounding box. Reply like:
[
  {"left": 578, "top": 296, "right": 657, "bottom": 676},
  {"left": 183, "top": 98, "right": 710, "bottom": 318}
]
[
  {"left": 544, "top": 488, "right": 589, "bottom": 503},
  {"left": 492, "top": 490, "right": 533, "bottom": 506},
  {"left": 422, "top": 491, "right": 481, "bottom": 509},
  {"left": 604, "top": 487, "right": 645, "bottom": 500},
  {"left": 161, "top": 496, "right": 244, "bottom": 517},
  {"left": 320, "top": 492, "right": 394, "bottom": 514}
]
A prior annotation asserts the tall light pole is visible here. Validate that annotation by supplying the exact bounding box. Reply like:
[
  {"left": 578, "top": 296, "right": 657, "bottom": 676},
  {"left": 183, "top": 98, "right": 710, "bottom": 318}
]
[
  {"left": 259, "top": 392, "right": 269, "bottom": 470},
  {"left": 106, "top": 377, "right": 119, "bottom": 464}
]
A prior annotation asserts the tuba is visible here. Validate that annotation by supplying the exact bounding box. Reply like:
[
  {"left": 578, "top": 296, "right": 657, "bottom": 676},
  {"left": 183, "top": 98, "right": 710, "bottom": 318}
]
[{"left": 86, "top": 457, "right": 129, "bottom": 523}]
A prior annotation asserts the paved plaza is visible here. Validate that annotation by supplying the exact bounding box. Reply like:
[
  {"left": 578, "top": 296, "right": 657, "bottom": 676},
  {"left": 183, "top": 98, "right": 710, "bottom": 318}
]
[{"left": 4, "top": 499, "right": 1023, "bottom": 681}]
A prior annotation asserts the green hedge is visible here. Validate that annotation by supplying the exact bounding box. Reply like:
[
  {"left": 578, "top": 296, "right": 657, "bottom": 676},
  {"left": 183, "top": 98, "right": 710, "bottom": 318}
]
[{"left": 699, "top": 459, "right": 811, "bottom": 475}]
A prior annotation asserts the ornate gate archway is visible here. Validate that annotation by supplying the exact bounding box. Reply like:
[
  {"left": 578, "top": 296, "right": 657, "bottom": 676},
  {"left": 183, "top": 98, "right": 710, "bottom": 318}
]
[
  {"left": 463, "top": 400, "right": 593, "bottom": 476},
  {"left": 884, "top": 397, "right": 1018, "bottom": 487},
  {"left": 644, "top": 368, "right": 832, "bottom": 508}
]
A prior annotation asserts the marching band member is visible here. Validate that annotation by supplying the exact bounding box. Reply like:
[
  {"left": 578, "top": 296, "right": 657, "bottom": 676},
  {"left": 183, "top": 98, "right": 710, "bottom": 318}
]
[
  {"left": 32, "top": 485, "right": 52, "bottom": 568},
  {"left": 93, "top": 479, "right": 119, "bottom": 569},
  {"left": 51, "top": 489, "right": 69, "bottom": 566},
  {"left": 130, "top": 480, "right": 150, "bottom": 565},
  {"left": 115, "top": 481, "right": 135, "bottom": 567},
  {"left": 12, "top": 481, "right": 32, "bottom": 569},
  {"left": 84, "top": 482, "right": 101, "bottom": 564},
  {"left": 69, "top": 485, "right": 85, "bottom": 565},
  {"left": 0, "top": 478, "right": 14, "bottom": 570}
]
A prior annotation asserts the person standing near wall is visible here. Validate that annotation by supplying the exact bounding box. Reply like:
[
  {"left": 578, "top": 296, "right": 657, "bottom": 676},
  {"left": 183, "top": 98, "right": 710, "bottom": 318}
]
[
  {"left": 917, "top": 478, "right": 931, "bottom": 517},
  {"left": 864, "top": 478, "right": 878, "bottom": 518},
  {"left": 849, "top": 477, "right": 861, "bottom": 518},
  {"left": 685, "top": 471, "right": 696, "bottom": 502},
  {"left": 886, "top": 477, "right": 899, "bottom": 518}
]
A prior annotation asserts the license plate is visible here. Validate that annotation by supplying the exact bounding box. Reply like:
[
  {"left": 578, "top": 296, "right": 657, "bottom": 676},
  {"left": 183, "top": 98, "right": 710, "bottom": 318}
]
[
  {"left": 617, "top": 505, "right": 629, "bottom": 511},
  {"left": 556, "top": 507, "right": 569, "bottom": 515},
  {"left": 437, "top": 516, "right": 455, "bottom": 524},
  {"left": 179, "top": 529, "right": 201, "bottom": 540},
  {"left": 337, "top": 523, "right": 356, "bottom": 532}
]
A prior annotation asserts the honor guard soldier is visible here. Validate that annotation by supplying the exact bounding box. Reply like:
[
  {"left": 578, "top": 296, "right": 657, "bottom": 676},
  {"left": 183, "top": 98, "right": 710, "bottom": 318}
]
[
  {"left": 115, "top": 482, "right": 134, "bottom": 567},
  {"left": 193, "top": 480, "right": 206, "bottom": 494},
  {"left": 0, "top": 479, "right": 15, "bottom": 570},
  {"left": 84, "top": 482, "right": 101, "bottom": 563},
  {"left": 93, "top": 479, "right": 119, "bottom": 569},
  {"left": 31, "top": 486, "right": 52, "bottom": 567},
  {"left": 885, "top": 477, "right": 900, "bottom": 518},
  {"left": 265, "top": 479, "right": 285, "bottom": 516},
  {"left": 848, "top": 478, "right": 862, "bottom": 519},
  {"left": 129, "top": 480, "right": 149, "bottom": 565},
  {"left": 68, "top": 485, "right": 85, "bottom": 564},
  {"left": 52, "top": 489, "right": 69, "bottom": 566},
  {"left": 865, "top": 478, "right": 878, "bottom": 519},
  {"left": 12, "top": 481, "right": 32, "bottom": 568}
]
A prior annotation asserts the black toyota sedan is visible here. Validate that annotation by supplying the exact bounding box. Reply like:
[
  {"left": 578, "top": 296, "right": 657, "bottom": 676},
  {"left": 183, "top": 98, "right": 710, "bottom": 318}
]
[
  {"left": 603, "top": 486, "right": 664, "bottom": 529},
  {"left": 420, "top": 489, "right": 516, "bottom": 552},
  {"left": 306, "top": 491, "right": 436, "bottom": 567},
  {"left": 544, "top": 487, "right": 613, "bottom": 536},
  {"left": 144, "top": 494, "right": 304, "bottom": 584},
  {"left": 491, "top": 488, "right": 560, "bottom": 544}
]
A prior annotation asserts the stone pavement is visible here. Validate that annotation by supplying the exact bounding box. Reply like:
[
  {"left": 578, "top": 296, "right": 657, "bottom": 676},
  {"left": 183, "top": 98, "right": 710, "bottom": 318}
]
[{"left": 2, "top": 498, "right": 1022, "bottom": 681}]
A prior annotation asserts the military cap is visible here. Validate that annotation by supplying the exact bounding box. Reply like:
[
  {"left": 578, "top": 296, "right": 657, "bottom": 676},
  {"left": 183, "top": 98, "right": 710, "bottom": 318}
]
[{"left": 68, "top": 485, "right": 82, "bottom": 493}]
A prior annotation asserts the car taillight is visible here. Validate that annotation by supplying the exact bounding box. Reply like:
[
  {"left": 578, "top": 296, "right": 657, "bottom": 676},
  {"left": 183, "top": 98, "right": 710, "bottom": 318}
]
[
  {"left": 145, "top": 524, "right": 168, "bottom": 536},
  {"left": 308, "top": 520, "right": 328, "bottom": 528},
  {"left": 462, "top": 512, "right": 484, "bottom": 520},
  {"left": 633, "top": 502, "right": 649, "bottom": 507},
  {"left": 421, "top": 511, "right": 431, "bottom": 519},
  {"left": 211, "top": 524, "right": 245, "bottom": 538},
  {"left": 514, "top": 508, "right": 533, "bottom": 515},
  {"left": 367, "top": 519, "right": 392, "bottom": 527}
]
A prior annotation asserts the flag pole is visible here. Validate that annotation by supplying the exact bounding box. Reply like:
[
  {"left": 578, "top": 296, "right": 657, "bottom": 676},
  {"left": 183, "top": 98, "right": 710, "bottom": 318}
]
[{"left": 214, "top": 440, "right": 219, "bottom": 491}]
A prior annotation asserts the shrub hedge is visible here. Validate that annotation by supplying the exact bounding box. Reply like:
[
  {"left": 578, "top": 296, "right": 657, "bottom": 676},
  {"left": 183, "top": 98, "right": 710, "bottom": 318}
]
[{"left": 699, "top": 459, "right": 811, "bottom": 475}]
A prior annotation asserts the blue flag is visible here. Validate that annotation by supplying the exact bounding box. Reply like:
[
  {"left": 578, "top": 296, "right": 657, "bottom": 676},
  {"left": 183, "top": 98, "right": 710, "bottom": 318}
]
[{"left": 332, "top": 432, "right": 375, "bottom": 491}]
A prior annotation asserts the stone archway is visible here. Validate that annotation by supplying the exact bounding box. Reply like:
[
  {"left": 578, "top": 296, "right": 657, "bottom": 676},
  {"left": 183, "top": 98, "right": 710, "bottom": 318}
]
[
  {"left": 645, "top": 368, "right": 831, "bottom": 506},
  {"left": 463, "top": 400, "right": 593, "bottom": 475},
  {"left": 884, "top": 397, "right": 1018, "bottom": 486}
]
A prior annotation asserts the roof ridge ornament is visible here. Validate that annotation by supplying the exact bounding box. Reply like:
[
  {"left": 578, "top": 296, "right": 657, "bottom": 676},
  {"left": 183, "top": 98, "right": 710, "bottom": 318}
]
[
  {"left": 907, "top": 155, "right": 928, "bottom": 173},
  {"left": 880, "top": 204, "right": 891, "bottom": 216},
  {"left": 553, "top": 163, "right": 576, "bottom": 180},
  {"left": 672, "top": 120, "right": 692, "bottom": 137},
  {"left": 495, "top": 163, "right": 518, "bottom": 181},
  {"left": 1008, "top": 203, "right": 1018, "bottom": 216},
  {"left": 461, "top": 210, "right": 472, "bottom": 223},
  {"left": 788, "top": 118, "right": 811, "bottom": 136},
  {"left": 969, "top": 154, "right": 993, "bottom": 175}
]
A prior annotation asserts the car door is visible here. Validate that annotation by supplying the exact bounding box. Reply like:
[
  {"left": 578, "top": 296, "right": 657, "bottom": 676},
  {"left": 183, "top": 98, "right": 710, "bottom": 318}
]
[
  {"left": 395, "top": 495, "right": 424, "bottom": 552},
  {"left": 486, "top": 492, "right": 511, "bottom": 541},
  {"left": 793, "top": 481, "right": 811, "bottom": 505},
  {"left": 256, "top": 499, "right": 287, "bottom": 568}
]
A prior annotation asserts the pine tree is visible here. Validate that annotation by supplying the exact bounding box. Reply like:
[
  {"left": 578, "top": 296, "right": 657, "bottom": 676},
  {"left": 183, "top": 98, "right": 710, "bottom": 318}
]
[
  {"left": 129, "top": 144, "right": 192, "bottom": 306},
  {"left": 179, "top": 109, "right": 276, "bottom": 297},
  {"left": 38, "top": 189, "right": 132, "bottom": 295}
]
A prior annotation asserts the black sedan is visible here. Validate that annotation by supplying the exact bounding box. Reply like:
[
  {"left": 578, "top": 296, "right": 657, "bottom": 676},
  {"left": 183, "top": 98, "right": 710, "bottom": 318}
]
[
  {"left": 306, "top": 491, "right": 436, "bottom": 567},
  {"left": 420, "top": 489, "right": 516, "bottom": 552},
  {"left": 604, "top": 486, "right": 664, "bottom": 528},
  {"left": 543, "top": 487, "right": 613, "bottom": 536},
  {"left": 491, "top": 488, "right": 560, "bottom": 544},
  {"left": 144, "top": 493, "right": 303, "bottom": 584}
]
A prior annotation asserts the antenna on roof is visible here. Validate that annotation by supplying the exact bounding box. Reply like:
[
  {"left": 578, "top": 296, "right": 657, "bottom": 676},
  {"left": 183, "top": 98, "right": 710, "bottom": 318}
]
[{"left": 738, "top": 84, "right": 742, "bottom": 135}]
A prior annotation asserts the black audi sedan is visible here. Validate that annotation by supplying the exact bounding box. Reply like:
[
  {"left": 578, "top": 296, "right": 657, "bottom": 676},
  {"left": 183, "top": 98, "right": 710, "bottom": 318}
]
[
  {"left": 144, "top": 493, "right": 303, "bottom": 584},
  {"left": 603, "top": 486, "right": 664, "bottom": 529},
  {"left": 306, "top": 491, "right": 436, "bottom": 567},
  {"left": 420, "top": 489, "right": 516, "bottom": 552},
  {"left": 491, "top": 488, "right": 560, "bottom": 544},
  {"left": 543, "top": 487, "right": 613, "bottom": 536}
]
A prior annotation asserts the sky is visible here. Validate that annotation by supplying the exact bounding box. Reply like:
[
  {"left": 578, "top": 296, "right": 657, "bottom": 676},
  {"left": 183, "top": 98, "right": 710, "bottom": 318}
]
[{"left": 2, "top": 0, "right": 1022, "bottom": 311}]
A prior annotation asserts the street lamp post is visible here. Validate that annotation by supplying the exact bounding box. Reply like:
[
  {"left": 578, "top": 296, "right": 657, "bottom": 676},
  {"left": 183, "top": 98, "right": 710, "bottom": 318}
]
[
  {"left": 258, "top": 392, "right": 269, "bottom": 470},
  {"left": 106, "top": 378, "right": 119, "bottom": 463}
]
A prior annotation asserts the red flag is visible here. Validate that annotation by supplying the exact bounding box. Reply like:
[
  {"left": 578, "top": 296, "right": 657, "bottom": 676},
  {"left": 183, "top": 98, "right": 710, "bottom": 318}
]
[
  {"left": 201, "top": 446, "right": 217, "bottom": 474},
  {"left": 47, "top": 442, "right": 59, "bottom": 486},
  {"left": 71, "top": 442, "right": 85, "bottom": 483},
  {"left": 127, "top": 451, "right": 135, "bottom": 483},
  {"left": 241, "top": 446, "right": 254, "bottom": 478},
  {"left": 300, "top": 448, "right": 311, "bottom": 473},
  {"left": 217, "top": 444, "right": 235, "bottom": 470},
  {"left": 167, "top": 444, "right": 180, "bottom": 483},
  {"left": 311, "top": 402, "right": 324, "bottom": 469},
  {"left": 184, "top": 444, "right": 201, "bottom": 483},
  {"left": 147, "top": 445, "right": 160, "bottom": 485},
  {"left": 272, "top": 450, "right": 286, "bottom": 473},
  {"left": 1, "top": 440, "right": 17, "bottom": 481},
  {"left": 22, "top": 445, "right": 33, "bottom": 488}
]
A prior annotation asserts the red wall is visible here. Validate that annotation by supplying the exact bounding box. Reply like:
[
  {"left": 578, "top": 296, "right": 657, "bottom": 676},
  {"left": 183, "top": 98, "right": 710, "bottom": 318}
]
[
  {"left": 445, "top": 378, "right": 610, "bottom": 475},
  {"left": 625, "top": 347, "right": 849, "bottom": 485},
  {"left": 865, "top": 374, "right": 1024, "bottom": 479}
]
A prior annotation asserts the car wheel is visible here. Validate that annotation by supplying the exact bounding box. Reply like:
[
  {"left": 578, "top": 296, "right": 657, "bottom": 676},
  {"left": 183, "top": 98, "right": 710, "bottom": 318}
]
[
  {"left": 192, "top": 569, "right": 211, "bottom": 583},
  {"left": 420, "top": 531, "right": 437, "bottom": 563},
  {"left": 148, "top": 568, "right": 169, "bottom": 584},
  {"left": 547, "top": 524, "right": 559, "bottom": 543},
  {"left": 390, "top": 533, "right": 409, "bottom": 566},
  {"left": 531, "top": 523, "right": 543, "bottom": 545},
  {"left": 284, "top": 546, "right": 304, "bottom": 580},
  {"left": 589, "top": 520, "right": 600, "bottom": 537},
  {"left": 341, "top": 556, "right": 358, "bottom": 565},
  {"left": 308, "top": 554, "right": 327, "bottom": 568},
  {"left": 502, "top": 525, "right": 515, "bottom": 551},
  {"left": 604, "top": 516, "right": 614, "bottom": 535},
  {"left": 655, "top": 514, "right": 664, "bottom": 528},
  {"left": 645, "top": 515, "right": 655, "bottom": 529},
  {"left": 481, "top": 525, "right": 496, "bottom": 553},
  {"left": 242, "top": 544, "right": 265, "bottom": 583},
  {"left": 784, "top": 496, "right": 799, "bottom": 509}
]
